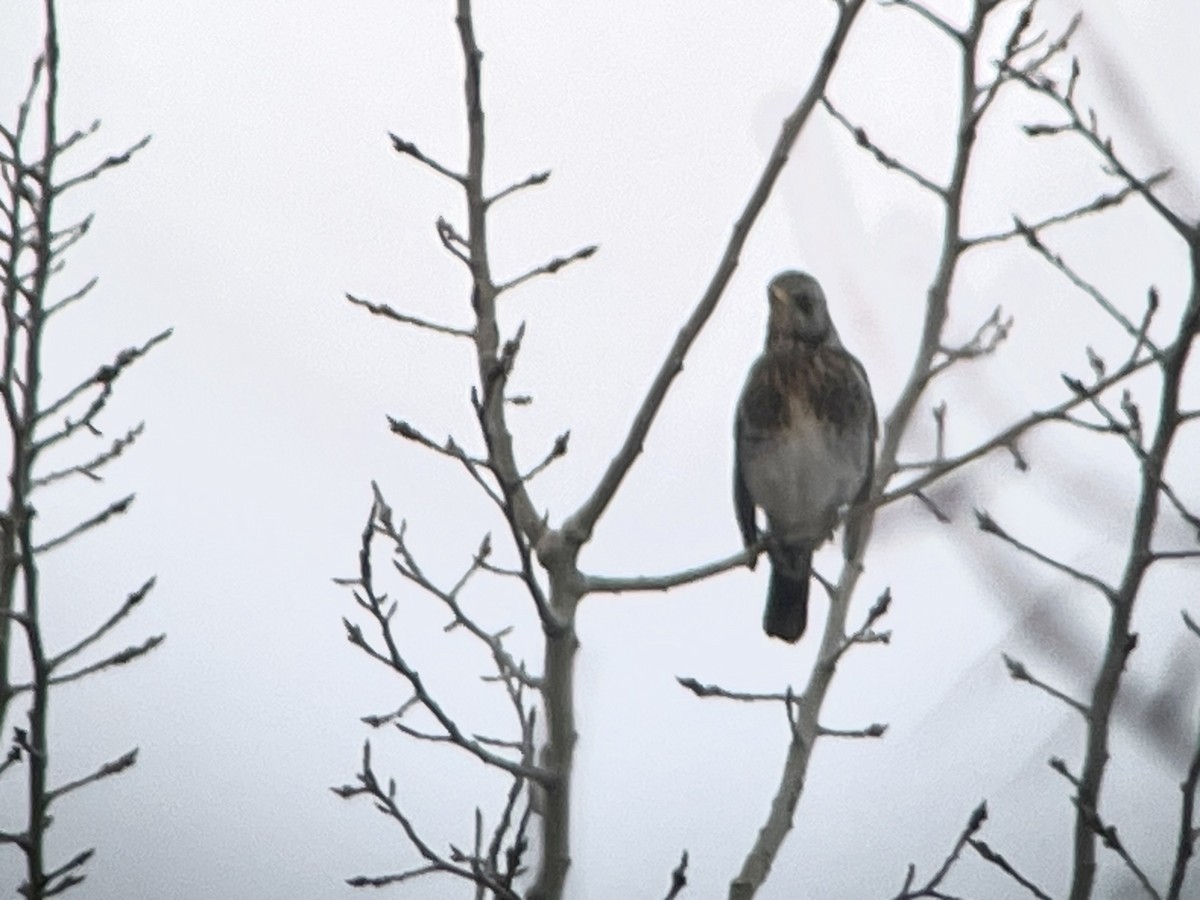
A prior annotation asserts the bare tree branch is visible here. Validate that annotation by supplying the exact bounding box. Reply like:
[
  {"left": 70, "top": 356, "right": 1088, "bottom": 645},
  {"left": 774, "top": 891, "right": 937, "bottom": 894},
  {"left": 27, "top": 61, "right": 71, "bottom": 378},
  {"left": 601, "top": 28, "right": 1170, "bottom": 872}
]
[
  {"left": 584, "top": 548, "right": 754, "bottom": 594},
  {"left": 38, "top": 848, "right": 93, "bottom": 898},
  {"left": 928, "top": 305, "right": 1013, "bottom": 379},
  {"left": 964, "top": 173, "right": 1170, "bottom": 249},
  {"left": 341, "top": 498, "right": 551, "bottom": 786},
  {"left": 1013, "top": 218, "right": 1165, "bottom": 359},
  {"left": 373, "top": 506, "right": 541, "bottom": 691},
  {"left": 882, "top": 354, "right": 1154, "bottom": 507},
  {"left": 435, "top": 216, "right": 472, "bottom": 267},
  {"left": 31, "top": 494, "right": 133, "bottom": 555},
  {"left": 663, "top": 851, "right": 689, "bottom": 900},
  {"left": 520, "top": 431, "right": 569, "bottom": 485},
  {"left": 486, "top": 169, "right": 550, "bottom": 208},
  {"left": 345, "top": 291, "right": 474, "bottom": 339},
  {"left": 343, "top": 615, "right": 549, "bottom": 783},
  {"left": 0, "top": 8, "right": 164, "bottom": 895},
  {"left": 45, "top": 749, "right": 136, "bottom": 805},
  {"left": 495, "top": 244, "right": 598, "bottom": 295},
  {"left": 816, "top": 723, "right": 887, "bottom": 739},
  {"left": 821, "top": 96, "right": 945, "bottom": 196},
  {"left": 879, "top": 0, "right": 963, "bottom": 43},
  {"left": 1002, "top": 653, "right": 1091, "bottom": 719},
  {"left": 1073, "top": 796, "right": 1163, "bottom": 900},
  {"left": 345, "top": 864, "right": 440, "bottom": 888},
  {"left": 386, "top": 418, "right": 489, "bottom": 468},
  {"left": 43, "top": 635, "right": 163, "bottom": 688},
  {"left": 1050, "top": 756, "right": 1082, "bottom": 790},
  {"left": 1182, "top": 611, "right": 1200, "bottom": 642},
  {"left": 389, "top": 132, "right": 466, "bottom": 184},
  {"left": 1009, "top": 58, "right": 1194, "bottom": 239},
  {"left": 32, "top": 422, "right": 144, "bottom": 490},
  {"left": 35, "top": 328, "right": 173, "bottom": 451},
  {"left": 969, "top": 838, "right": 1054, "bottom": 900},
  {"left": 889, "top": 802, "right": 989, "bottom": 900},
  {"left": 52, "top": 134, "right": 151, "bottom": 194},
  {"left": 976, "top": 510, "right": 1116, "bottom": 601},
  {"left": 1167, "top": 708, "right": 1200, "bottom": 900},
  {"left": 335, "top": 742, "right": 520, "bottom": 899},
  {"left": 677, "top": 677, "right": 791, "bottom": 705}
]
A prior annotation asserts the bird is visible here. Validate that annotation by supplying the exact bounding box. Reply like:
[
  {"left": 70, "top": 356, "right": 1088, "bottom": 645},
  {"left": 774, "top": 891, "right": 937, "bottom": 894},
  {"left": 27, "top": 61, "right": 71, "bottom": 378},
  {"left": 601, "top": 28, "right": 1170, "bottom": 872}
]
[{"left": 734, "top": 271, "right": 876, "bottom": 642}]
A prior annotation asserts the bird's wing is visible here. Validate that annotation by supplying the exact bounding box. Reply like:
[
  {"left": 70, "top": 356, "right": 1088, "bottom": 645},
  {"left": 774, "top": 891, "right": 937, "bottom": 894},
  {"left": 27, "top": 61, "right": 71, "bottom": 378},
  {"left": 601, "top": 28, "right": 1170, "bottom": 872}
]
[
  {"left": 842, "top": 354, "right": 877, "bottom": 562},
  {"left": 850, "top": 354, "right": 877, "bottom": 507},
  {"left": 733, "top": 413, "right": 758, "bottom": 548}
]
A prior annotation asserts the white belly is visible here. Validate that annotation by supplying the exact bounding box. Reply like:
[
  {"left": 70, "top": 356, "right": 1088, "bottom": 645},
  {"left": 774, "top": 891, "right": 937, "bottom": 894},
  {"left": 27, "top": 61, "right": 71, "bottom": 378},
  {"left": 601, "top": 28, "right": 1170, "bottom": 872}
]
[{"left": 741, "top": 423, "right": 865, "bottom": 544}]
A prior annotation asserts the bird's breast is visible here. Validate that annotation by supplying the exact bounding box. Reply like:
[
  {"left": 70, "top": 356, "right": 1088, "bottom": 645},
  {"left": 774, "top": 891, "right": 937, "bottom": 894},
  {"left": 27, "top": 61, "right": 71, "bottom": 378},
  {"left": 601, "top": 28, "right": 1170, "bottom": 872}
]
[{"left": 736, "top": 345, "right": 873, "bottom": 543}]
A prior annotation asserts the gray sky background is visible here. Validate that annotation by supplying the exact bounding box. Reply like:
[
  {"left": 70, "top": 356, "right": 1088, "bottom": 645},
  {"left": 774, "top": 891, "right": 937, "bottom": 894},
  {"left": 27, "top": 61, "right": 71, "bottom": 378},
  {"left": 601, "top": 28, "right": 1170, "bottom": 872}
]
[{"left": 1, "top": 1, "right": 1198, "bottom": 898}]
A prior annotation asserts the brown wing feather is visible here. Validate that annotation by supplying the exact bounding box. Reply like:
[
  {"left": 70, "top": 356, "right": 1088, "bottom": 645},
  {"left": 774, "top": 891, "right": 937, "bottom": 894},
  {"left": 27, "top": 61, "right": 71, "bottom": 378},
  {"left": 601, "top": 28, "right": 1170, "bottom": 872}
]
[
  {"left": 733, "top": 416, "right": 758, "bottom": 550},
  {"left": 842, "top": 353, "right": 877, "bottom": 559}
]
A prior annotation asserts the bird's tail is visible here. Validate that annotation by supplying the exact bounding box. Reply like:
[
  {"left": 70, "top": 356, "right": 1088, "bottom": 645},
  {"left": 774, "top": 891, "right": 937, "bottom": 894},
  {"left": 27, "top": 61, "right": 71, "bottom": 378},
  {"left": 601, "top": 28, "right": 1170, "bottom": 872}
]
[{"left": 763, "top": 550, "right": 812, "bottom": 643}]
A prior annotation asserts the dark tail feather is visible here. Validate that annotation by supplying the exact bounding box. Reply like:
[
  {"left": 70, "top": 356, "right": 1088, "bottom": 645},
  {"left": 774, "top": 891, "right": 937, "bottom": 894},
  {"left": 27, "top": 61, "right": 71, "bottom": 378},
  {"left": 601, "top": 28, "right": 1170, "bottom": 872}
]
[{"left": 763, "top": 553, "right": 811, "bottom": 643}]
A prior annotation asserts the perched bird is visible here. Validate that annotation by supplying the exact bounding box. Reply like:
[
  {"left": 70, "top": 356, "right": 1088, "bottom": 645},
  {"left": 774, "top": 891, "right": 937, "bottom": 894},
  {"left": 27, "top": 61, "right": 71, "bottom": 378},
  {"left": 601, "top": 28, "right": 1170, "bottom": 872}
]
[{"left": 734, "top": 271, "right": 876, "bottom": 642}]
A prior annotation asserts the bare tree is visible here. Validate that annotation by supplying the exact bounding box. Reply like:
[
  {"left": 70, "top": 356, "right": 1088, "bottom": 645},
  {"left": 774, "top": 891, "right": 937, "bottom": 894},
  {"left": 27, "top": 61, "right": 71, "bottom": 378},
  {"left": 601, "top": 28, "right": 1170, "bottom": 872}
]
[
  {"left": 972, "top": 37, "right": 1200, "bottom": 900},
  {"left": 816, "top": 3, "right": 1200, "bottom": 899},
  {"left": 0, "top": 2, "right": 168, "bottom": 896},
  {"left": 335, "top": 1, "right": 1196, "bottom": 898}
]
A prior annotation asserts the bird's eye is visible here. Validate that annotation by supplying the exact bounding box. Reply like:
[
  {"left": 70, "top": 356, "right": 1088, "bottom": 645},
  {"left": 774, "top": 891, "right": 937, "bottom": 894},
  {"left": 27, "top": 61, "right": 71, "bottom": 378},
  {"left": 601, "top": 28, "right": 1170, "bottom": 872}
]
[{"left": 793, "top": 294, "right": 812, "bottom": 315}]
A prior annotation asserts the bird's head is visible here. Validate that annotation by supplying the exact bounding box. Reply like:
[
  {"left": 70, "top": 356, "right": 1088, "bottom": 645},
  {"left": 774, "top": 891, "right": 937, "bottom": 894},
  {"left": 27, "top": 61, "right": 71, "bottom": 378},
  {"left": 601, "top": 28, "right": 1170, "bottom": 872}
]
[{"left": 766, "top": 270, "right": 839, "bottom": 348}]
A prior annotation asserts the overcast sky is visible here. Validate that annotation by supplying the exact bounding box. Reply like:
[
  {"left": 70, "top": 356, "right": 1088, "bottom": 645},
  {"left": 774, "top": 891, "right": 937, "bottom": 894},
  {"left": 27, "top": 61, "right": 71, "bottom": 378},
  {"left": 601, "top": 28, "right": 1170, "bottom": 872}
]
[{"left": 1, "top": 2, "right": 1198, "bottom": 898}]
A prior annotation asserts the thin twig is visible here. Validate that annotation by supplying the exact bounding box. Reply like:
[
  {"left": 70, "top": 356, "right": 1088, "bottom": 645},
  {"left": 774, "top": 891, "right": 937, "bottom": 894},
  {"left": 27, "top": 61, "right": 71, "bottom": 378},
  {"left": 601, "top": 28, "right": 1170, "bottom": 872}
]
[
  {"left": 1014, "top": 218, "right": 1164, "bottom": 360},
  {"left": 1008, "top": 60, "right": 1193, "bottom": 238},
  {"left": 495, "top": 245, "right": 597, "bottom": 295},
  {"left": 344, "top": 618, "right": 549, "bottom": 784},
  {"left": 5, "top": 634, "right": 165, "bottom": 691},
  {"left": 1050, "top": 756, "right": 1081, "bottom": 790},
  {"left": 816, "top": 723, "right": 887, "bottom": 739},
  {"left": 45, "top": 749, "right": 137, "bottom": 805},
  {"left": 345, "top": 292, "right": 473, "bottom": 338},
  {"left": 890, "top": 803, "right": 989, "bottom": 899},
  {"left": 978, "top": 510, "right": 1115, "bottom": 602},
  {"left": 1182, "top": 611, "right": 1200, "bottom": 641},
  {"left": 663, "top": 851, "right": 689, "bottom": 900},
  {"left": 520, "top": 431, "right": 569, "bottom": 484},
  {"left": 969, "top": 839, "right": 1054, "bottom": 900},
  {"left": 335, "top": 742, "right": 519, "bottom": 898},
  {"left": 35, "top": 328, "right": 173, "bottom": 450},
  {"left": 1166, "top": 710, "right": 1200, "bottom": 899},
  {"left": 389, "top": 132, "right": 466, "bottom": 183},
  {"left": 374, "top": 503, "right": 542, "bottom": 690},
  {"left": 52, "top": 135, "right": 151, "bottom": 194},
  {"left": 486, "top": 170, "right": 550, "bottom": 207},
  {"left": 929, "top": 305, "right": 1013, "bottom": 379},
  {"left": 342, "top": 499, "right": 551, "bottom": 785},
  {"left": 883, "top": 355, "right": 1155, "bottom": 507},
  {"left": 1073, "top": 797, "right": 1163, "bottom": 900},
  {"left": 31, "top": 495, "right": 133, "bottom": 554},
  {"left": 821, "top": 97, "right": 945, "bottom": 196},
  {"left": 1002, "top": 653, "right": 1090, "bottom": 719},
  {"left": 32, "top": 422, "right": 143, "bottom": 490},
  {"left": 584, "top": 548, "right": 754, "bottom": 594},
  {"left": 676, "top": 676, "right": 791, "bottom": 704},
  {"left": 964, "top": 174, "right": 1169, "bottom": 249},
  {"left": 879, "top": 0, "right": 963, "bottom": 43}
]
